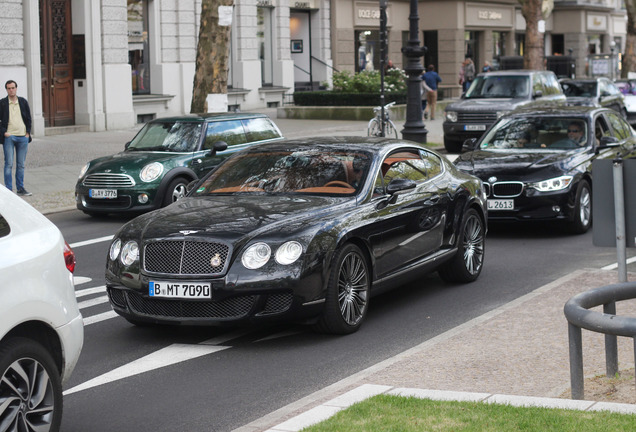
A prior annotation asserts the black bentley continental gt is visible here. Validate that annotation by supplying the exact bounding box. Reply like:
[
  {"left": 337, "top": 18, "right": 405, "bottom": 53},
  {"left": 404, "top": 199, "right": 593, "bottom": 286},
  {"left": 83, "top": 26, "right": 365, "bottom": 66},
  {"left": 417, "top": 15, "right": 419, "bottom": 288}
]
[
  {"left": 106, "top": 137, "right": 487, "bottom": 334},
  {"left": 455, "top": 106, "right": 636, "bottom": 233}
]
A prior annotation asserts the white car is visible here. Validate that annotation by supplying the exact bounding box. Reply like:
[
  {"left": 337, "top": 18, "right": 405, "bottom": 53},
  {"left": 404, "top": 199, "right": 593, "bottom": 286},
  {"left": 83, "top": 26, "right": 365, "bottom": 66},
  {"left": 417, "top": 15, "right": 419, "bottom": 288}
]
[
  {"left": 0, "top": 186, "right": 84, "bottom": 431},
  {"left": 616, "top": 79, "right": 636, "bottom": 126}
]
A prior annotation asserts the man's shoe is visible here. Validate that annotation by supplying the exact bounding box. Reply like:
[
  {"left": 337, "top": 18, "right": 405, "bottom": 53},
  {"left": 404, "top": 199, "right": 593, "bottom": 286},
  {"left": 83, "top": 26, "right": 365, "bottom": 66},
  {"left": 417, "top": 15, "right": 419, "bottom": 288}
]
[
  {"left": 17, "top": 188, "right": 32, "bottom": 197},
  {"left": 424, "top": 112, "right": 428, "bottom": 119}
]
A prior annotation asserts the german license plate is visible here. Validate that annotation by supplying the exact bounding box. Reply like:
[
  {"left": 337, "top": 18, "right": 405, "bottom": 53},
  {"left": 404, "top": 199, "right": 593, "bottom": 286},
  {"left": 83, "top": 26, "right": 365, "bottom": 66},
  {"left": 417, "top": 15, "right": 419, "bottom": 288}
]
[
  {"left": 465, "top": 125, "right": 486, "bottom": 131},
  {"left": 149, "top": 281, "right": 211, "bottom": 299},
  {"left": 488, "top": 199, "right": 514, "bottom": 210},
  {"left": 89, "top": 189, "right": 117, "bottom": 199}
]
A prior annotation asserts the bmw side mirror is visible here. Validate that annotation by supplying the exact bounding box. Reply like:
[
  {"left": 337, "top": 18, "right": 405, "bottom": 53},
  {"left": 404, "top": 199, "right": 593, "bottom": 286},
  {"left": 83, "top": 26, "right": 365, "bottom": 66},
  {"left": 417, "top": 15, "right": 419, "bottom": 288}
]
[
  {"left": 598, "top": 135, "right": 620, "bottom": 150},
  {"left": 533, "top": 90, "right": 543, "bottom": 99},
  {"left": 462, "top": 138, "right": 478, "bottom": 152}
]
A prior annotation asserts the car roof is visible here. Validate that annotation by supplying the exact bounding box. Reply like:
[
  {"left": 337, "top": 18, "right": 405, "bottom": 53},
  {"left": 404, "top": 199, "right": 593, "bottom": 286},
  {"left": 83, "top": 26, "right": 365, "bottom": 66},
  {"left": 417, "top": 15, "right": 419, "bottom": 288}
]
[
  {"left": 479, "top": 69, "right": 551, "bottom": 77},
  {"left": 560, "top": 78, "right": 605, "bottom": 83},
  {"left": 239, "top": 136, "right": 427, "bottom": 154},
  {"left": 506, "top": 105, "right": 609, "bottom": 119},
  {"left": 147, "top": 112, "right": 270, "bottom": 123}
]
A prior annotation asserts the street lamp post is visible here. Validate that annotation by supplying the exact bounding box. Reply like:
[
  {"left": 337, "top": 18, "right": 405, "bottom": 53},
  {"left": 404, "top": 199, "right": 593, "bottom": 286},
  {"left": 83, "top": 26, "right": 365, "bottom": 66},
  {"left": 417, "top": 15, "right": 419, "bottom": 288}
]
[{"left": 400, "top": 0, "right": 427, "bottom": 143}]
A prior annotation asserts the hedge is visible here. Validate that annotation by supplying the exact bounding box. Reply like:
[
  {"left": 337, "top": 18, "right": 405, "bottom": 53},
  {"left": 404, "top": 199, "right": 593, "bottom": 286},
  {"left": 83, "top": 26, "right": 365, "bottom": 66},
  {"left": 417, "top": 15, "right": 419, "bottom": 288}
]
[{"left": 293, "top": 91, "right": 408, "bottom": 107}]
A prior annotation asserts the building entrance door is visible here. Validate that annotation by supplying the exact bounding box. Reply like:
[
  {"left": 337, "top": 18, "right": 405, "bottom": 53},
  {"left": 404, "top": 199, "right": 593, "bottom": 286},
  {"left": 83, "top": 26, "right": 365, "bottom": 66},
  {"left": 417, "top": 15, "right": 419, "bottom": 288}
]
[{"left": 39, "top": 0, "right": 75, "bottom": 127}]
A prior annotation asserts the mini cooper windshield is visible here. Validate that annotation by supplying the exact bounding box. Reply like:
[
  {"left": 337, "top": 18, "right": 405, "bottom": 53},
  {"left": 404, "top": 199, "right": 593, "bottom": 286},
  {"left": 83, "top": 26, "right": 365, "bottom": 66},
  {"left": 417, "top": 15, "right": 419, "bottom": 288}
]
[
  {"left": 479, "top": 117, "right": 589, "bottom": 150},
  {"left": 127, "top": 121, "right": 203, "bottom": 152},
  {"left": 194, "top": 148, "right": 373, "bottom": 195}
]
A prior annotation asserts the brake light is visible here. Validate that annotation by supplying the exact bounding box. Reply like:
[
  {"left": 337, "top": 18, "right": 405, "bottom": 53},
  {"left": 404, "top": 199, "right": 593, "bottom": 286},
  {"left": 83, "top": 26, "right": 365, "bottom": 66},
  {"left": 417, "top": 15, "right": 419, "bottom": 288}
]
[{"left": 64, "top": 241, "right": 76, "bottom": 273}]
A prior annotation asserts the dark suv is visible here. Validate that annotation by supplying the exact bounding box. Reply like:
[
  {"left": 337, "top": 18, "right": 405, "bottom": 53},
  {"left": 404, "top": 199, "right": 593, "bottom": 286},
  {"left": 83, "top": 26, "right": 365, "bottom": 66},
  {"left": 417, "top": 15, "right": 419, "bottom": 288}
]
[
  {"left": 560, "top": 77, "right": 626, "bottom": 118},
  {"left": 443, "top": 70, "right": 566, "bottom": 152}
]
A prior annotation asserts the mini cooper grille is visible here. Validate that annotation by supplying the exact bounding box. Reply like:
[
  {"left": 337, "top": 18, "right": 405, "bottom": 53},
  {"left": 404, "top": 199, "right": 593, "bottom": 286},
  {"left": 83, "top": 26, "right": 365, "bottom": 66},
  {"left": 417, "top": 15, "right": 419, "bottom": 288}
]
[
  {"left": 491, "top": 182, "right": 524, "bottom": 198},
  {"left": 83, "top": 173, "right": 135, "bottom": 188},
  {"left": 126, "top": 291, "right": 255, "bottom": 318},
  {"left": 457, "top": 112, "right": 498, "bottom": 124},
  {"left": 144, "top": 240, "right": 230, "bottom": 275},
  {"left": 261, "top": 293, "right": 293, "bottom": 314}
]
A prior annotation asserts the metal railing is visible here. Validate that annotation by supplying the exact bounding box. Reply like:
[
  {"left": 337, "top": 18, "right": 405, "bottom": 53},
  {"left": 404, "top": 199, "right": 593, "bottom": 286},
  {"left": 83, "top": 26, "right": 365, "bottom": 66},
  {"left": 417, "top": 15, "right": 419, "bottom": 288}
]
[{"left": 563, "top": 281, "right": 636, "bottom": 400}]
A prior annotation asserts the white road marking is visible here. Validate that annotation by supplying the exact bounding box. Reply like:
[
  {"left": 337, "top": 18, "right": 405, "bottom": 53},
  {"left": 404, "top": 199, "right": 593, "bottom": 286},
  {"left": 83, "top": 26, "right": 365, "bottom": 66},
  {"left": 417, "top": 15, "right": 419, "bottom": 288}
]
[
  {"left": 255, "top": 330, "right": 303, "bottom": 343},
  {"left": 83, "top": 310, "right": 118, "bottom": 326},
  {"left": 69, "top": 235, "right": 114, "bottom": 249},
  {"left": 601, "top": 256, "right": 636, "bottom": 271},
  {"left": 76, "top": 285, "right": 107, "bottom": 298},
  {"left": 77, "top": 295, "right": 109, "bottom": 309},
  {"left": 73, "top": 276, "right": 92, "bottom": 286}
]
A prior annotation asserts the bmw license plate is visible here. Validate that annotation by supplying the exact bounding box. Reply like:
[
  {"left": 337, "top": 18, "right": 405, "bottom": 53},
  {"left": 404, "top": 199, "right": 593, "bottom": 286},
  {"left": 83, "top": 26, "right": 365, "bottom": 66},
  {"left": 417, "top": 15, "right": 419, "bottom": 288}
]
[
  {"left": 464, "top": 125, "right": 486, "bottom": 131},
  {"left": 89, "top": 188, "right": 117, "bottom": 199},
  {"left": 149, "top": 281, "right": 211, "bottom": 299},
  {"left": 488, "top": 199, "right": 514, "bottom": 210}
]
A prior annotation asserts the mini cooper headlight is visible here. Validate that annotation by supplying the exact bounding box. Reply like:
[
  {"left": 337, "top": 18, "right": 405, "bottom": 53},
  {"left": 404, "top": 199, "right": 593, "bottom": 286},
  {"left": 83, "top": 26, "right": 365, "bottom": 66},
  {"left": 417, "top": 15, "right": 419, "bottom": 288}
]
[
  {"left": 275, "top": 241, "right": 303, "bottom": 265},
  {"left": 445, "top": 111, "right": 458, "bottom": 122},
  {"left": 530, "top": 176, "right": 573, "bottom": 192},
  {"left": 140, "top": 162, "right": 164, "bottom": 182},
  {"left": 120, "top": 241, "right": 139, "bottom": 266},
  {"left": 79, "top": 163, "right": 90, "bottom": 179},
  {"left": 242, "top": 242, "right": 271, "bottom": 269},
  {"left": 109, "top": 238, "right": 122, "bottom": 261}
]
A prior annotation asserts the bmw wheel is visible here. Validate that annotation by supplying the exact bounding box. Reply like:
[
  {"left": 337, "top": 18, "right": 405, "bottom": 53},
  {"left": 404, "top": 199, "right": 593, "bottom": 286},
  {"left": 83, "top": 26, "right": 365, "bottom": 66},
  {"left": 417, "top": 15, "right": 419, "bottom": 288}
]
[
  {"left": 439, "top": 208, "right": 485, "bottom": 283},
  {"left": 570, "top": 180, "right": 592, "bottom": 234},
  {"left": 314, "top": 243, "right": 370, "bottom": 334},
  {"left": 0, "top": 337, "right": 63, "bottom": 432}
]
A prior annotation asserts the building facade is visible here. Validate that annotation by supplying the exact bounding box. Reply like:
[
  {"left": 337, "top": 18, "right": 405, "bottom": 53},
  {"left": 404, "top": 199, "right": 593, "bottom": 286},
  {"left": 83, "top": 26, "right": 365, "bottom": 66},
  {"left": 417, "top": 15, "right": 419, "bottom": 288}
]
[{"left": 0, "top": 0, "right": 333, "bottom": 135}]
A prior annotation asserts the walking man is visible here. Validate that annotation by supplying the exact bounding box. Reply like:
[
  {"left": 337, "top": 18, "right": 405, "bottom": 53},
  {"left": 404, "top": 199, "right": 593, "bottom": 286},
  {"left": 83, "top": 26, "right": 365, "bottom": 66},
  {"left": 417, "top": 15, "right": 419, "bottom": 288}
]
[
  {"left": 423, "top": 65, "right": 442, "bottom": 120},
  {"left": 0, "top": 80, "right": 32, "bottom": 196}
]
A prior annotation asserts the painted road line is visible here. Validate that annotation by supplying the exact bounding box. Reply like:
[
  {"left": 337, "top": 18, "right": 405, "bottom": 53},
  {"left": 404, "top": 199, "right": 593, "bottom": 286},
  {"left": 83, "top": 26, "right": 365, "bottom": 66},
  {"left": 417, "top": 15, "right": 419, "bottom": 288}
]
[
  {"left": 69, "top": 235, "right": 114, "bottom": 249},
  {"left": 84, "top": 310, "right": 118, "bottom": 326},
  {"left": 601, "top": 256, "right": 636, "bottom": 271},
  {"left": 76, "top": 285, "right": 107, "bottom": 298}
]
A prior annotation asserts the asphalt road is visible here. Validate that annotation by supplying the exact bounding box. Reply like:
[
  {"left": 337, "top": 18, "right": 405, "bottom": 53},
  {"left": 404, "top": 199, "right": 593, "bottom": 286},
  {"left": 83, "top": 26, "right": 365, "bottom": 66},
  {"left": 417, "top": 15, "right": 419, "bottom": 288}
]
[{"left": 47, "top": 209, "right": 635, "bottom": 432}]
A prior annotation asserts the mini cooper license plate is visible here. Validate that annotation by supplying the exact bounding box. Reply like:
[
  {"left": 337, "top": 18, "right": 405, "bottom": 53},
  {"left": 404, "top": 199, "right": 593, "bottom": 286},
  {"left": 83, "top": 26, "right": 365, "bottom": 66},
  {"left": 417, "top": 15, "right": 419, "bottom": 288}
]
[
  {"left": 464, "top": 125, "right": 486, "bottom": 131},
  {"left": 488, "top": 199, "right": 514, "bottom": 210},
  {"left": 89, "top": 188, "right": 117, "bottom": 199},
  {"left": 149, "top": 281, "right": 212, "bottom": 299}
]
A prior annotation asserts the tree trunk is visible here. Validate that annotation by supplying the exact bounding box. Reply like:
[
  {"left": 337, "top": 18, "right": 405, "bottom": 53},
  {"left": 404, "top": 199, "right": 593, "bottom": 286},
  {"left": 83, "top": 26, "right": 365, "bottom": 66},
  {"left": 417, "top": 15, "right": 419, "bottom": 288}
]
[
  {"left": 520, "top": 0, "right": 545, "bottom": 70},
  {"left": 191, "top": 0, "right": 234, "bottom": 113},
  {"left": 623, "top": 0, "right": 636, "bottom": 78}
]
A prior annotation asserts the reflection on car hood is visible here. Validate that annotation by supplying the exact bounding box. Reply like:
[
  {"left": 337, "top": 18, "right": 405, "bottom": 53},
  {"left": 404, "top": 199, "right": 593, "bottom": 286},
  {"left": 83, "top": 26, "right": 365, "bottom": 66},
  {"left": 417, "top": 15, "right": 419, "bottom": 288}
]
[
  {"left": 446, "top": 98, "right": 527, "bottom": 112},
  {"left": 86, "top": 151, "right": 193, "bottom": 175},
  {"left": 455, "top": 149, "right": 579, "bottom": 177},
  {"left": 124, "top": 194, "right": 351, "bottom": 242}
]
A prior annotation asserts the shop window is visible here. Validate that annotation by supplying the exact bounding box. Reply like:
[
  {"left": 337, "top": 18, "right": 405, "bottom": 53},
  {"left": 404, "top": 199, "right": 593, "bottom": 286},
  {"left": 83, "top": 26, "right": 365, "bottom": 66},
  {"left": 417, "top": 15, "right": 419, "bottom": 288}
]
[
  {"left": 422, "top": 30, "right": 438, "bottom": 72},
  {"left": 257, "top": 6, "right": 274, "bottom": 86},
  {"left": 492, "top": 31, "right": 505, "bottom": 59},
  {"left": 465, "top": 31, "right": 479, "bottom": 70},
  {"left": 552, "top": 34, "right": 564, "bottom": 55},
  {"left": 515, "top": 33, "right": 525, "bottom": 56},
  {"left": 588, "top": 34, "right": 603, "bottom": 55},
  {"left": 356, "top": 30, "right": 380, "bottom": 72},
  {"left": 128, "top": 0, "right": 150, "bottom": 95}
]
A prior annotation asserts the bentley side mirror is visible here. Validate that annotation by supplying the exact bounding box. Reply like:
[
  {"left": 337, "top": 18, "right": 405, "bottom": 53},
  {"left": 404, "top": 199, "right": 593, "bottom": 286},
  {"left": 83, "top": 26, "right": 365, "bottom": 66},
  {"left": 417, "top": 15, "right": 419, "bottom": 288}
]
[
  {"left": 462, "top": 138, "right": 478, "bottom": 152},
  {"left": 386, "top": 178, "right": 416, "bottom": 195}
]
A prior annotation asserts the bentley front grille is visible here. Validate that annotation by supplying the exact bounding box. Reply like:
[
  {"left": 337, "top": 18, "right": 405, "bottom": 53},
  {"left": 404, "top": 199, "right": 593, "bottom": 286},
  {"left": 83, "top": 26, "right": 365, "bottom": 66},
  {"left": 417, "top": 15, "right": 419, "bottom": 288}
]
[
  {"left": 126, "top": 291, "right": 256, "bottom": 319},
  {"left": 144, "top": 240, "right": 230, "bottom": 275}
]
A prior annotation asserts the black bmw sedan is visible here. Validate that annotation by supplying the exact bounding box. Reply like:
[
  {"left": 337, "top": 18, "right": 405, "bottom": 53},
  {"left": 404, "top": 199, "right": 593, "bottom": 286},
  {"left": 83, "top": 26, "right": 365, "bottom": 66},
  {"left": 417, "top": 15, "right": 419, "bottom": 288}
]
[
  {"left": 106, "top": 137, "right": 487, "bottom": 334},
  {"left": 455, "top": 106, "right": 636, "bottom": 233}
]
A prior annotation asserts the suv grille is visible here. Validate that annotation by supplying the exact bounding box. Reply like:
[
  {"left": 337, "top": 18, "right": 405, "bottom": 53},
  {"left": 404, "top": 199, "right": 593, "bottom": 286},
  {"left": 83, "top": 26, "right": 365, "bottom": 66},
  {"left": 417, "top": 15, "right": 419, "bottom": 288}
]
[
  {"left": 83, "top": 173, "right": 135, "bottom": 188},
  {"left": 144, "top": 240, "right": 230, "bottom": 275},
  {"left": 457, "top": 112, "right": 498, "bottom": 124}
]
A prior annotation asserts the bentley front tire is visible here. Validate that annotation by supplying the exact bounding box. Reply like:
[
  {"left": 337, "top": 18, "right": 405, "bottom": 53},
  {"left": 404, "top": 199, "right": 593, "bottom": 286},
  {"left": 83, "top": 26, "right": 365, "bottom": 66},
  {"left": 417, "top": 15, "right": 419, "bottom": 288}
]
[{"left": 439, "top": 209, "right": 485, "bottom": 283}]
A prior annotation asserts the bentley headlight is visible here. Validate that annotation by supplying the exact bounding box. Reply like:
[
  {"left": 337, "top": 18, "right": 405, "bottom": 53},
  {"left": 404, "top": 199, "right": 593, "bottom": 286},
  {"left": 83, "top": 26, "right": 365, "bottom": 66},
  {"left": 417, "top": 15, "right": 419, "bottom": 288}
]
[
  {"left": 275, "top": 241, "right": 303, "bottom": 265},
  {"left": 530, "top": 176, "right": 573, "bottom": 192},
  {"left": 445, "top": 111, "right": 458, "bottom": 122},
  {"left": 79, "top": 163, "right": 90, "bottom": 179},
  {"left": 242, "top": 242, "right": 271, "bottom": 269},
  {"left": 140, "top": 162, "right": 164, "bottom": 182},
  {"left": 109, "top": 238, "right": 122, "bottom": 261},
  {"left": 120, "top": 241, "right": 139, "bottom": 266}
]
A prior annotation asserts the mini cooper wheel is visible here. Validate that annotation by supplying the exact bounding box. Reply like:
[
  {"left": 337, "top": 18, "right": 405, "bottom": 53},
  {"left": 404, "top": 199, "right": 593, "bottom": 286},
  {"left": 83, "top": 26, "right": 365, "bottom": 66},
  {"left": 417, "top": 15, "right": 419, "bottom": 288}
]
[
  {"left": 570, "top": 179, "right": 592, "bottom": 234},
  {"left": 438, "top": 208, "right": 485, "bottom": 283},
  {"left": 314, "top": 243, "right": 370, "bottom": 335},
  {"left": 0, "top": 337, "right": 63, "bottom": 432},
  {"left": 162, "top": 177, "right": 189, "bottom": 207}
]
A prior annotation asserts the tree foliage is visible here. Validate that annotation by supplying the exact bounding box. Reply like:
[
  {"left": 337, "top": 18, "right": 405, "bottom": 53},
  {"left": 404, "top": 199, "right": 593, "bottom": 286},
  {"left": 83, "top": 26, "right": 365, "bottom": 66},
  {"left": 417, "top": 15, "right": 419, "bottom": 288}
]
[{"left": 191, "top": 0, "right": 234, "bottom": 113}]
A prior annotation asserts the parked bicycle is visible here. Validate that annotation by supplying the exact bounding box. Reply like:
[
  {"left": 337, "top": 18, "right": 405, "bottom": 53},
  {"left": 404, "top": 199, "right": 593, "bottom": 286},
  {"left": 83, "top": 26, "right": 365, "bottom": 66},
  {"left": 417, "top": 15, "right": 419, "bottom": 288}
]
[{"left": 367, "top": 101, "right": 398, "bottom": 138}]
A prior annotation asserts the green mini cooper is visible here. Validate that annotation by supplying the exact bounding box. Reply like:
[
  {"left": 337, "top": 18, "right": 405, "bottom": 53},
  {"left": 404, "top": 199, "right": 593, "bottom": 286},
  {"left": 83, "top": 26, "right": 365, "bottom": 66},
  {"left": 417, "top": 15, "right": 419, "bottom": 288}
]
[{"left": 75, "top": 113, "right": 283, "bottom": 215}]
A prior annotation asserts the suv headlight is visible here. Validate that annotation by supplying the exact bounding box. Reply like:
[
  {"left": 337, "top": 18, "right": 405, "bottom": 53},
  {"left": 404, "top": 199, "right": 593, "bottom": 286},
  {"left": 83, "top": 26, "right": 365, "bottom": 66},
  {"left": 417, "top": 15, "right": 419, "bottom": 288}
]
[
  {"left": 496, "top": 110, "right": 510, "bottom": 119},
  {"left": 530, "top": 176, "right": 573, "bottom": 192},
  {"left": 140, "top": 162, "right": 164, "bottom": 182},
  {"left": 445, "top": 111, "right": 458, "bottom": 122}
]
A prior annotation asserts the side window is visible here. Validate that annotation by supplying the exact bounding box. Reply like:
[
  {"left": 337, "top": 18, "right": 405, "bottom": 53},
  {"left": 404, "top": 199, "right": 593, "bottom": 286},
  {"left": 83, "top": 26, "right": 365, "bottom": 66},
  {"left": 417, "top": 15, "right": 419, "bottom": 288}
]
[
  {"left": 606, "top": 112, "right": 630, "bottom": 140},
  {"left": 204, "top": 120, "right": 247, "bottom": 148},
  {"left": 420, "top": 150, "right": 443, "bottom": 178},
  {"left": 545, "top": 74, "right": 561, "bottom": 95},
  {"left": 532, "top": 74, "right": 543, "bottom": 96},
  {"left": 598, "top": 79, "right": 608, "bottom": 96},
  {"left": 382, "top": 151, "right": 429, "bottom": 185},
  {"left": 0, "top": 214, "right": 10, "bottom": 238},
  {"left": 242, "top": 117, "right": 282, "bottom": 142}
]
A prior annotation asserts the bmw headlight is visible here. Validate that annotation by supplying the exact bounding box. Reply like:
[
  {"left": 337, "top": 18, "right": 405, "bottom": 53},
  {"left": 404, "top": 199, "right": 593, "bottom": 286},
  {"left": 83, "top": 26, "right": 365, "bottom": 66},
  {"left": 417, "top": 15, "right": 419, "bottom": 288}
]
[
  {"left": 275, "top": 241, "right": 303, "bottom": 265},
  {"left": 140, "top": 162, "right": 164, "bottom": 182},
  {"left": 120, "top": 241, "right": 139, "bottom": 266},
  {"left": 445, "top": 111, "right": 458, "bottom": 122},
  {"left": 242, "top": 242, "right": 271, "bottom": 269},
  {"left": 530, "top": 176, "right": 573, "bottom": 192},
  {"left": 109, "top": 238, "right": 122, "bottom": 261},
  {"left": 79, "top": 163, "right": 90, "bottom": 179}
]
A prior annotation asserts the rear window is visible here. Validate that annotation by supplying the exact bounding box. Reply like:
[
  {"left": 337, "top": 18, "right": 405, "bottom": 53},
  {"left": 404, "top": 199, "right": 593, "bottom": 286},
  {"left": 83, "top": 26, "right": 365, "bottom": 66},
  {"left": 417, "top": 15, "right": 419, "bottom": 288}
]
[
  {"left": 0, "top": 214, "right": 10, "bottom": 238},
  {"left": 242, "top": 117, "right": 282, "bottom": 142},
  {"left": 465, "top": 76, "right": 529, "bottom": 99},
  {"left": 205, "top": 120, "right": 247, "bottom": 147}
]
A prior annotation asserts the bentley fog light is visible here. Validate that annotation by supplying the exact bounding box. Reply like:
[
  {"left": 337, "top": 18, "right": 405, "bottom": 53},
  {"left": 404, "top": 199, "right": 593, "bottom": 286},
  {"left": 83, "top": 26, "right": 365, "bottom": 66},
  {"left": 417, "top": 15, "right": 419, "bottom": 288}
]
[
  {"left": 109, "top": 238, "right": 122, "bottom": 261},
  {"left": 120, "top": 241, "right": 139, "bottom": 266},
  {"left": 530, "top": 176, "right": 573, "bottom": 192},
  {"left": 275, "top": 241, "right": 303, "bottom": 265},
  {"left": 140, "top": 162, "right": 164, "bottom": 182},
  {"left": 242, "top": 242, "right": 271, "bottom": 269},
  {"left": 445, "top": 111, "right": 458, "bottom": 122}
]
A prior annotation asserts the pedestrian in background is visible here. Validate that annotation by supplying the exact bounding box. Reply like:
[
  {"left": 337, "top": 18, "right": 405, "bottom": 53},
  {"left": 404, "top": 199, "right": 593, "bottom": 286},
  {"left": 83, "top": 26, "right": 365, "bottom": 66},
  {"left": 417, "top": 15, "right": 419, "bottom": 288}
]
[
  {"left": 420, "top": 73, "right": 431, "bottom": 119},
  {"left": 483, "top": 61, "right": 492, "bottom": 72},
  {"left": 0, "top": 80, "right": 32, "bottom": 196},
  {"left": 463, "top": 56, "right": 475, "bottom": 92},
  {"left": 422, "top": 65, "right": 442, "bottom": 120}
]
